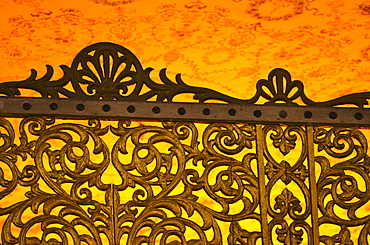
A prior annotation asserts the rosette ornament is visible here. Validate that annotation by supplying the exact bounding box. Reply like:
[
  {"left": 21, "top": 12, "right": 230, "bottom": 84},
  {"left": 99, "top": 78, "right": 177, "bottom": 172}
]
[
  {"left": 248, "top": 68, "right": 370, "bottom": 107},
  {"left": 70, "top": 43, "right": 145, "bottom": 100},
  {"left": 0, "top": 42, "right": 370, "bottom": 106},
  {"left": 251, "top": 68, "right": 305, "bottom": 104}
]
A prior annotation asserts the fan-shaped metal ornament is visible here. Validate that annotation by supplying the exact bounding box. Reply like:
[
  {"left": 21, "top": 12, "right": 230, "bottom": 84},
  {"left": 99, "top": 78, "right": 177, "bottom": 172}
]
[{"left": 0, "top": 43, "right": 369, "bottom": 245}]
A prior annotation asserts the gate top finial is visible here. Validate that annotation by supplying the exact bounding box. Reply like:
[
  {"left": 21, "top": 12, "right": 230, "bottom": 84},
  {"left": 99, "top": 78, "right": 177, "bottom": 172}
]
[{"left": 0, "top": 42, "right": 369, "bottom": 108}]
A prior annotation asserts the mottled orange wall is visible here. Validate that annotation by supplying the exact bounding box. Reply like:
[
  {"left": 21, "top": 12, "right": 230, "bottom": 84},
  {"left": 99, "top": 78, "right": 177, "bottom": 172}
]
[
  {"left": 1, "top": 0, "right": 370, "bottom": 102},
  {"left": 1, "top": 0, "right": 370, "bottom": 244}
]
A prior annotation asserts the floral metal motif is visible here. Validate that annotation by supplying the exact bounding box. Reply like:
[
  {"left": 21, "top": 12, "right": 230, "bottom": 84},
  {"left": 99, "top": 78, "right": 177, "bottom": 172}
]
[
  {"left": 1, "top": 43, "right": 370, "bottom": 244},
  {"left": 0, "top": 42, "right": 370, "bottom": 107},
  {"left": 0, "top": 117, "right": 369, "bottom": 244},
  {"left": 0, "top": 118, "right": 261, "bottom": 244}
]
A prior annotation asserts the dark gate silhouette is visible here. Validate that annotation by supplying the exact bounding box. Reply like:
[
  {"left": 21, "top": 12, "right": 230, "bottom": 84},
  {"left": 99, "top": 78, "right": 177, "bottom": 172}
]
[{"left": 0, "top": 42, "right": 369, "bottom": 244}]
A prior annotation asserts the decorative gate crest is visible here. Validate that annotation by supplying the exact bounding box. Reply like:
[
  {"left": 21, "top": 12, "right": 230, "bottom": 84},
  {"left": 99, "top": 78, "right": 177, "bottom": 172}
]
[
  {"left": 1, "top": 42, "right": 370, "bottom": 106},
  {"left": 0, "top": 42, "right": 370, "bottom": 244}
]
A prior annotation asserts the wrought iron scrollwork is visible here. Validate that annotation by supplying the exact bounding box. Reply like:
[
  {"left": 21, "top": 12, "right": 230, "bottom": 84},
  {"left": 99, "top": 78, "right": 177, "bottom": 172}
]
[
  {"left": 0, "top": 42, "right": 370, "bottom": 107},
  {"left": 0, "top": 118, "right": 263, "bottom": 244},
  {"left": 2, "top": 42, "right": 370, "bottom": 244},
  {"left": 314, "top": 127, "right": 370, "bottom": 244},
  {"left": 1, "top": 117, "right": 370, "bottom": 244}
]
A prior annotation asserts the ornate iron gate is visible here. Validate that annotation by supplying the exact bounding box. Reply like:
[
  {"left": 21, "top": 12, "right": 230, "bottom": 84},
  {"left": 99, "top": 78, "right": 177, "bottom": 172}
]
[{"left": 0, "top": 43, "right": 370, "bottom": 244}]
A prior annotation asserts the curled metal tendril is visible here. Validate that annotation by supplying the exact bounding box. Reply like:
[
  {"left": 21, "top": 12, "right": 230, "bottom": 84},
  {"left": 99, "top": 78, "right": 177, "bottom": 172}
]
[
  {"left": 1, "top": 42, "right": 370, "bottom": 106},
  {"left": 2, "top": 117, "right": 370, "bottom": 243}
]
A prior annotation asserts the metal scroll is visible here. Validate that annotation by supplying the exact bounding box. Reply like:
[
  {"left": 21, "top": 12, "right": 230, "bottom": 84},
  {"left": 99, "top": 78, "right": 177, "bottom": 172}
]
[{"left": 0, "top": 43, "right": 369, "bottom": 244}]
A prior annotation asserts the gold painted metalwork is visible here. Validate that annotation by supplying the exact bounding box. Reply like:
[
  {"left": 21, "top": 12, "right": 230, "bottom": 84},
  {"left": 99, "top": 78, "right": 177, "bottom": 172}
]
[
  {"left": 0, "top": 42, "right": 370, "bottom": 107},
  {"left": 0, "top": 118, "right": 369, "bottom": 244},
  {"left": 0, "top": 43, "right": 370, "bottom": 244}
]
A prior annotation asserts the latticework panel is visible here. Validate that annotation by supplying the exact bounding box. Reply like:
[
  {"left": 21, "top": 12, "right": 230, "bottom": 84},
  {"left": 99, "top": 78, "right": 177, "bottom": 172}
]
[
  {"left": 1, "top": 42, "right": 370, "bottom": 244},
  {"left": 0, "top": 117, "right": 369, "bottom": 244}
]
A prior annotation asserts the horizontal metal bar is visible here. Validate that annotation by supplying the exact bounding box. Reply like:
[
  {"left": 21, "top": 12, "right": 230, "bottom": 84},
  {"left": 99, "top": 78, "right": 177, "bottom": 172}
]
[{"left": 0, "top": 97, "right": 369, "bottom": 126}]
